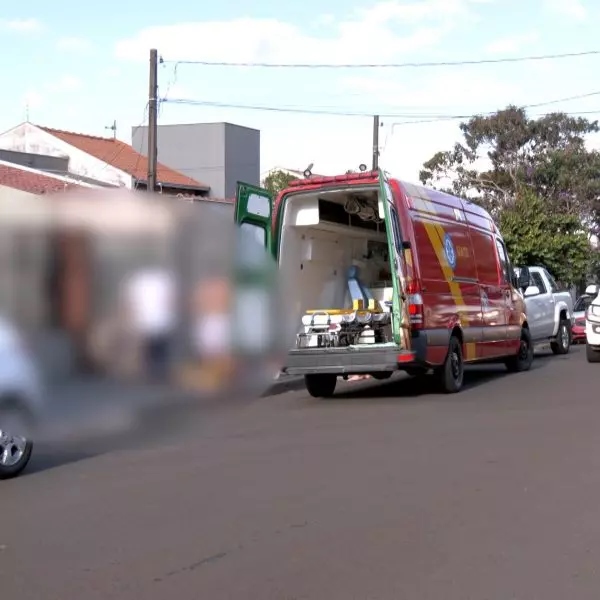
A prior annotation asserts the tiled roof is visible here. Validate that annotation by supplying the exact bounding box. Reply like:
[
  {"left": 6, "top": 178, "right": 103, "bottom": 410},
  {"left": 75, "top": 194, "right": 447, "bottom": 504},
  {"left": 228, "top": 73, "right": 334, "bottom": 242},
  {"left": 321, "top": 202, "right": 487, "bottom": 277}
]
[
  {"left": 0, "top": 161, "right": 84, "bottom": 195},
  {"left": 38, "top": 126, "right": 208, "bottom": 190}
]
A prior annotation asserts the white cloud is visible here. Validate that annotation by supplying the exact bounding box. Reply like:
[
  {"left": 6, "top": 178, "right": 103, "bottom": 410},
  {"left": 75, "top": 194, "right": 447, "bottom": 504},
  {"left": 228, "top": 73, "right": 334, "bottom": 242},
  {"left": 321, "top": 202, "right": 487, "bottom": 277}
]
[
  {"left": 57, "top": 36, "right": 92, "bottom": 51},
  {"left": 0, "top": 18, "right": 43, "bottom": 33},
  {"left": 485, "top": 31, "right": 539, "bottom": 54},
  {"left": 339, "top": 71, "right": 520, "bottom": 111},
  {"left": 543, "top": 0, "right": 587, "bottom": 20},
  {"left": 114, "top": 0, "right": 488, "bottom": 65},
  {"left": 23, "top": 90, "right": 43, "bottom": 110},
  {"left": 100, "top": 66, "right": 122, "bottom": 79},
  {"left": 162, "top": 83, "right": 191, "bottom": 100},
  {"left": 50, "top": 75, "right": 82, "bottom": 92}
]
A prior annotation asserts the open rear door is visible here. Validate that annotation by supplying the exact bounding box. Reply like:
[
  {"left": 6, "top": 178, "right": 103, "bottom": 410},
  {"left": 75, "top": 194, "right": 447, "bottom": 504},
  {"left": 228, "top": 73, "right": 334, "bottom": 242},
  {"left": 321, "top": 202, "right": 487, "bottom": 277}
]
[
  {"left": 235, "top": 182, "right": 273, "bottom": 256},
  {"left": 233, "top": 181, "right": 279, "bottom": 366},
  {"left": 377, "top": 169, "right": 410, "bottom": 349}
]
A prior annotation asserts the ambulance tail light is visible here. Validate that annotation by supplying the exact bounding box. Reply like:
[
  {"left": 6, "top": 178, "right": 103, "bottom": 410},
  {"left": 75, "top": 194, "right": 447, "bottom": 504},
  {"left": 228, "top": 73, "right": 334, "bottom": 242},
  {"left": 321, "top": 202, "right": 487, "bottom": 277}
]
[{"left": 406, "top": 279, "right": 424, "bottom": 329}]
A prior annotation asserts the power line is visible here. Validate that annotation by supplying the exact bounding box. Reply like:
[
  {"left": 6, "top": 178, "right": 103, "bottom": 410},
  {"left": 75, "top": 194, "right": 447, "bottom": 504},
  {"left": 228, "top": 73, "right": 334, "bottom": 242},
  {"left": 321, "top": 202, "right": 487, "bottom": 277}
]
[
  {"left": 161, "top": 49, "right": 600, "bottom": 69},
  {"left": 388, "top": 110, "right": 600, "bottom": 127},
  {"left": 160, "top": 89, "right": 600, "bottom": 119}
]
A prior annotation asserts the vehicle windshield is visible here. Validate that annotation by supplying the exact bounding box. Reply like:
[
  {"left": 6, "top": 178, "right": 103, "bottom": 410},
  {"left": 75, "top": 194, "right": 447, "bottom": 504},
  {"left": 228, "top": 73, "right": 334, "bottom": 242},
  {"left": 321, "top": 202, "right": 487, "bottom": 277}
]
[{"left": 574, "top": 295, "right": 593, "bottom": 312}]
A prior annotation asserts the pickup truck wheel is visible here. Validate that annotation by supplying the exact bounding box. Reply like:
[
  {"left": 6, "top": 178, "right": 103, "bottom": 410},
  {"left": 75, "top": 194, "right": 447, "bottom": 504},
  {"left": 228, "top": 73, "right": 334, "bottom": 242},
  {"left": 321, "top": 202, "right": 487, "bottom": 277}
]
[
  {"left": 0, "top": 407, "right": 33, "bottom": 480},
  {"left": 551, "top": 320, "right": 571, "bottom": 355},
  {"left": 434, "top": 336, "right": 464, "bottom": 393},
  {"left": 586, "top": 343, "right": 600, "bottom": 363},
  {"left": 505, "top": 328, "right": 534, "bottom": 373},
  {"left": 304, "top": 374, "right": 337, "bottom": 398}
]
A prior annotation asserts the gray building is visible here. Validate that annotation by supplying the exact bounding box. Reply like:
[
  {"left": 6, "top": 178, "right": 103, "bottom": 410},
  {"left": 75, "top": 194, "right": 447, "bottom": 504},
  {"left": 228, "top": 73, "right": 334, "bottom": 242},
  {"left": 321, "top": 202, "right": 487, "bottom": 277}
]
[{"left": 131, "top": 122, "right": 260, "bottom": 199}]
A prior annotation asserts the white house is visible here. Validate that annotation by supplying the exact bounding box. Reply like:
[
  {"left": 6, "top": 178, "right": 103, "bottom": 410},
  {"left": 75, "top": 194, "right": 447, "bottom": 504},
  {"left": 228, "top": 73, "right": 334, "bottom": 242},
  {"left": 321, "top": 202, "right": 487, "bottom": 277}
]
[{"left": 0, "top": 122, "right": 210, "bottom": 196}]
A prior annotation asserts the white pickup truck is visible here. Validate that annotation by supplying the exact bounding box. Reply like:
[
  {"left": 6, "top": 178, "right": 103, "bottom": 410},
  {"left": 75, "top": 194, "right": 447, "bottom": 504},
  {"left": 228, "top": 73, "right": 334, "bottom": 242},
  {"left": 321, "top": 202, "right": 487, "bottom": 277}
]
[{"left": 515, "top": 266, "right": 574, "bottom": 354}]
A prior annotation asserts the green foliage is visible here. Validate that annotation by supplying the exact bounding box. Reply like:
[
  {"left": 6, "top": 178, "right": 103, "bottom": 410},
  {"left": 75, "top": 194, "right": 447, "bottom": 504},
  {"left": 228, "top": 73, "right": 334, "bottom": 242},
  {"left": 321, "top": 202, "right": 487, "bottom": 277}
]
[
  {"left": 420, "top": 106, "right": 600, "bottom": 284},
  {"left": 420, "top": 106, "right": 600, "bottom": 222},
  {"left": 497, "top": 190, "right": 590, "bottom": 285},
  {"left": 262, "top": 170, "right": 298, "bottom": 198}
]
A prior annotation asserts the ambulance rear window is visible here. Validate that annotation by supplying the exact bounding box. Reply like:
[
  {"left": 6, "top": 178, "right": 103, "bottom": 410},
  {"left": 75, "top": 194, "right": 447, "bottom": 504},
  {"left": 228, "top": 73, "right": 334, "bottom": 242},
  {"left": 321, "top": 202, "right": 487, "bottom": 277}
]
[{"left": 389, "top": 206, "right": 403, "bottom": 253}]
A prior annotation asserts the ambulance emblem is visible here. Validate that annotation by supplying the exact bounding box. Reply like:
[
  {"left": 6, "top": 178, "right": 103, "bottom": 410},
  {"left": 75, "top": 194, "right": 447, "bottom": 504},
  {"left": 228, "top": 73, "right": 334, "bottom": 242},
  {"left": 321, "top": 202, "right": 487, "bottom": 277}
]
[{"left": 444, "top": 233, "right": 457, "bottom": 269}]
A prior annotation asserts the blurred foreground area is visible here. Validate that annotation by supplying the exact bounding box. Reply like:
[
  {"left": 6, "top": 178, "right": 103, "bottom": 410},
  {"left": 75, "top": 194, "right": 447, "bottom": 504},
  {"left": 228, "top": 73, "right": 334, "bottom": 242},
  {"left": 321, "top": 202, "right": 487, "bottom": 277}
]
[{"left": 0, "top": 189, "right": 287, "bottom": 447}]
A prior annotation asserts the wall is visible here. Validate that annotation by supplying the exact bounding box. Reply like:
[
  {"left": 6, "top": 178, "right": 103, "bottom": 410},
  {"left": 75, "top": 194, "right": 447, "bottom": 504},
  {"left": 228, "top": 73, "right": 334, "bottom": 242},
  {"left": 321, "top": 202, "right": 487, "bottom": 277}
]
[
  {"left": 0, "top": 123, "right": 131, "bottom": 188},
  {"left": 224, "top": 123, "right": 260, "bottom": 198},
  {"left": 0, "top": 186, "right": 49, "bottom": 330},
  {"left": 132, "top": 122, "right": 260, "bottom": 198}
]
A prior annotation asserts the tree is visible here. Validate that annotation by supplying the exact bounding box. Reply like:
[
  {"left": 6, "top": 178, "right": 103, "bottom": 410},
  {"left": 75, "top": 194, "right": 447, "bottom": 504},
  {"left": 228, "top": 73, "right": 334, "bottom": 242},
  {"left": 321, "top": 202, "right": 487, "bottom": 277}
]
[
  {"left": 497, "top": 189, "right": 590, "bottom": 285},
  {"left": 262, "top": 170, "right": 298, "bottom": 197},
  {"left": 419, "top": 106, "right": 600, "bottom": 284},
  {"left": 419, "top": 106, "right": 600, "bottom": 223}
]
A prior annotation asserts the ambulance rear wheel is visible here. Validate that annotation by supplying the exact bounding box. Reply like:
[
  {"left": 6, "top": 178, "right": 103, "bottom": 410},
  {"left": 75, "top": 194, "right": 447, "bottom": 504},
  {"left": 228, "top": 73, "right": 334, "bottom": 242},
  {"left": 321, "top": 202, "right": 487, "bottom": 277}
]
[
  {"left": 304, "top": 374, "right": 337, "bottom": 398},
  {"left": 435, "top": 335, "right": 464, "bottom": 394},
  {"left": 505, "top": 327, "right": 534, "bottom": 372}
]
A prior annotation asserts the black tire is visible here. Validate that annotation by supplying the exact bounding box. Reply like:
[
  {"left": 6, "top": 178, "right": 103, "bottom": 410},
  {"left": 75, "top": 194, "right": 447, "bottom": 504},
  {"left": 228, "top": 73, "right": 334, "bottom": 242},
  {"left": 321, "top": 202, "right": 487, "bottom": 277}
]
[
  {"left": 550, "top": 319, "right": 571, "bottom": 355},
  {"left": 0, "top": 407, "right": 34, "bottom": 480},
  {"left": 371, "top": 372, "right": 393, "bottom": 380},
  {"left": 434, "top": 335, "right": 464, "bottom": 393},
  {"left": 505, "top": 328, "right": 534, "bottom": 373},
  {"left": 586, "top": 343, "right": 600, "bottom": 363},
  {"left": 304, "top": 374, "right": 337, "bottom": 398}
]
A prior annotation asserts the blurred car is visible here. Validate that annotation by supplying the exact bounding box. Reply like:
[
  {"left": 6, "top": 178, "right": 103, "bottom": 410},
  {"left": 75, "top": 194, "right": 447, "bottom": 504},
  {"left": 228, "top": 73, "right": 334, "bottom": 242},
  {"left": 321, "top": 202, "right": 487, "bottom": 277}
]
[
  {"left": 573, "top": 286, "right": 598, "bottom": 344},
  {"left": 0, "top": 317, "right": 42, "bottom": 479}
]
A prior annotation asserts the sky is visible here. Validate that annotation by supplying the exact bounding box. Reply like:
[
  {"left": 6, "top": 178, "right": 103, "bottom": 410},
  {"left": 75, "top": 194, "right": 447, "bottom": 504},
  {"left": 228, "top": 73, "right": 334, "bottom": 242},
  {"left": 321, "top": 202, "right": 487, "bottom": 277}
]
[{"left": 1, "top": 0, "right": 599, "bottom": 186}]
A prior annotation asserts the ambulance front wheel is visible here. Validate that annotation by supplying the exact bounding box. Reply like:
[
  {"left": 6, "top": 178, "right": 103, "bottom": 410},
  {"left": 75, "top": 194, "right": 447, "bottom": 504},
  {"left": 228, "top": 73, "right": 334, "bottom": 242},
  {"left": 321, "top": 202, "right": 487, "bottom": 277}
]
[
  {"left": 505, "top": 328, "right": 534, "bottom": 373},
  {"left": 434, "top": 335, "right": 464, "bottom": 394},
  {"left": 304, "top": 374, "right": 337, "bottom": 398}
]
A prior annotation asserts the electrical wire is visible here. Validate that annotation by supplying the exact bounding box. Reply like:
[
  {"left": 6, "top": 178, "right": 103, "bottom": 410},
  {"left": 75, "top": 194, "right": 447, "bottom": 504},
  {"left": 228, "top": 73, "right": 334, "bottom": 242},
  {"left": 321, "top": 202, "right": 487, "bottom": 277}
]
[
  {"left": 159, "top": 89, "right": 600, "bottom": 119},
  {"left": 161, "top": 48, "right": 600, "bottom": 69}
]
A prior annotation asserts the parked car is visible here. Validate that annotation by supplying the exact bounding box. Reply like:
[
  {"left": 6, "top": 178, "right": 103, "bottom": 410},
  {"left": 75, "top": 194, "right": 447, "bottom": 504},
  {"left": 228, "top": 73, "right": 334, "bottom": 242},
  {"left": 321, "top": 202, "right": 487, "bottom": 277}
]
[
  {"left": 585, "top": 286, "right": 600, "bottom": 362},
  {"left": 0, "top": 317, "right": 42, "bottom": 479},
  {"left": 236, "top": 169, "right": 533, "bottom": 397},
  {"left": 572, "top": 286, "right": 598, "bottom": 344},
  {"left": 516, "top": 266, "right": 574, "bottom": 355}
]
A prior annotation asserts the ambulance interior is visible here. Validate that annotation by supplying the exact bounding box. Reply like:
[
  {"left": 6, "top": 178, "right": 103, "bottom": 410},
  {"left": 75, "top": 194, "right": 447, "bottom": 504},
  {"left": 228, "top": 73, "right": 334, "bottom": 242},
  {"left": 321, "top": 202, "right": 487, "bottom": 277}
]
[{"left": 278, "top": 187, "right": 396, "bottom": 350}]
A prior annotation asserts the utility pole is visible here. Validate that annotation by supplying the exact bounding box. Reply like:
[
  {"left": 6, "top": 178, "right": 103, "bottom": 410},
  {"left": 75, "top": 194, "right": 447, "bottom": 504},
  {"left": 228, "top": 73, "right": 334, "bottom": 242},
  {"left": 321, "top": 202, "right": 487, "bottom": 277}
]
[
  {"left": 147, "top": 48, "right": 158, "bottom": 193},
  {"left": 372, "top": 115, "right": 380, "bottom": 171}
]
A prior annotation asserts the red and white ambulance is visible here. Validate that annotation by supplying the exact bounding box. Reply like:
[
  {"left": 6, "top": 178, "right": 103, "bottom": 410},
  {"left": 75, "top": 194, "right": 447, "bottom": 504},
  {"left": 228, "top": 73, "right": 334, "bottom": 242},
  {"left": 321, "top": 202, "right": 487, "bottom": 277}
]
[{"left": 235, "top": 169, "right": 532, "bottom": 396}]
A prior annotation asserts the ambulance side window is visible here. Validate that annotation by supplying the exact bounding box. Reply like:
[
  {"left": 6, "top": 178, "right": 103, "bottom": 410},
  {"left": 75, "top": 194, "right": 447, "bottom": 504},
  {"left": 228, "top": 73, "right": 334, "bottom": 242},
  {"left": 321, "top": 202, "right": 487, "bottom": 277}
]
[
  {"left": 473, "top": 231, "right": 498, "bottom": 286},
  {"left": 495, "top": 238, "right": 511, "bottom": 284}
]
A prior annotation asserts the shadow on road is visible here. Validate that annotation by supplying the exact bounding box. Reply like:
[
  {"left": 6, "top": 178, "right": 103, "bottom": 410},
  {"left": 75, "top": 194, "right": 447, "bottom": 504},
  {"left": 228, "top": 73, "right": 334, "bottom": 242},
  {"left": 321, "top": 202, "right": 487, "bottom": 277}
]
[
  {"left": 25, "top": 442, "right": 103, "bottom": 475},
  {"left": 23, "top": 398, "right": 211, "bottom": 477},
  {"left": 328, "top": 349, "right": 556, "bottom": 402}
]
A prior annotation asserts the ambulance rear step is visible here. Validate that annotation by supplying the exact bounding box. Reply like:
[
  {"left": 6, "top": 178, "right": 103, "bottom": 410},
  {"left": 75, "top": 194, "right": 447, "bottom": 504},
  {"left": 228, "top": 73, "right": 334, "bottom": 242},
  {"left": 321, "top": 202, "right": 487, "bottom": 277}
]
[{"left": 283, "top": 346, "right": 416, "bottom": 376}]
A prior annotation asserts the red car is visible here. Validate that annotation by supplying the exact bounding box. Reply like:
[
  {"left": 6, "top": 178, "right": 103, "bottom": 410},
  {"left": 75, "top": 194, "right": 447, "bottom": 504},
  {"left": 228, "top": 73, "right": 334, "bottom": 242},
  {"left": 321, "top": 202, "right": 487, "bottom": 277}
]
[{"left": 573, "top": 290, "right": 597, "bottom": 343}]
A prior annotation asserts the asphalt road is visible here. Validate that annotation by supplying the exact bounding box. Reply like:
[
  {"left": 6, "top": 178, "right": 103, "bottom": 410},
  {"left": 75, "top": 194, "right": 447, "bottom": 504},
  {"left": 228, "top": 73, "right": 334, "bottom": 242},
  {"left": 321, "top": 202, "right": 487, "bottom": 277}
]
[{"left": 3, "top": 345, "right": 600, "bottom": 600}]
